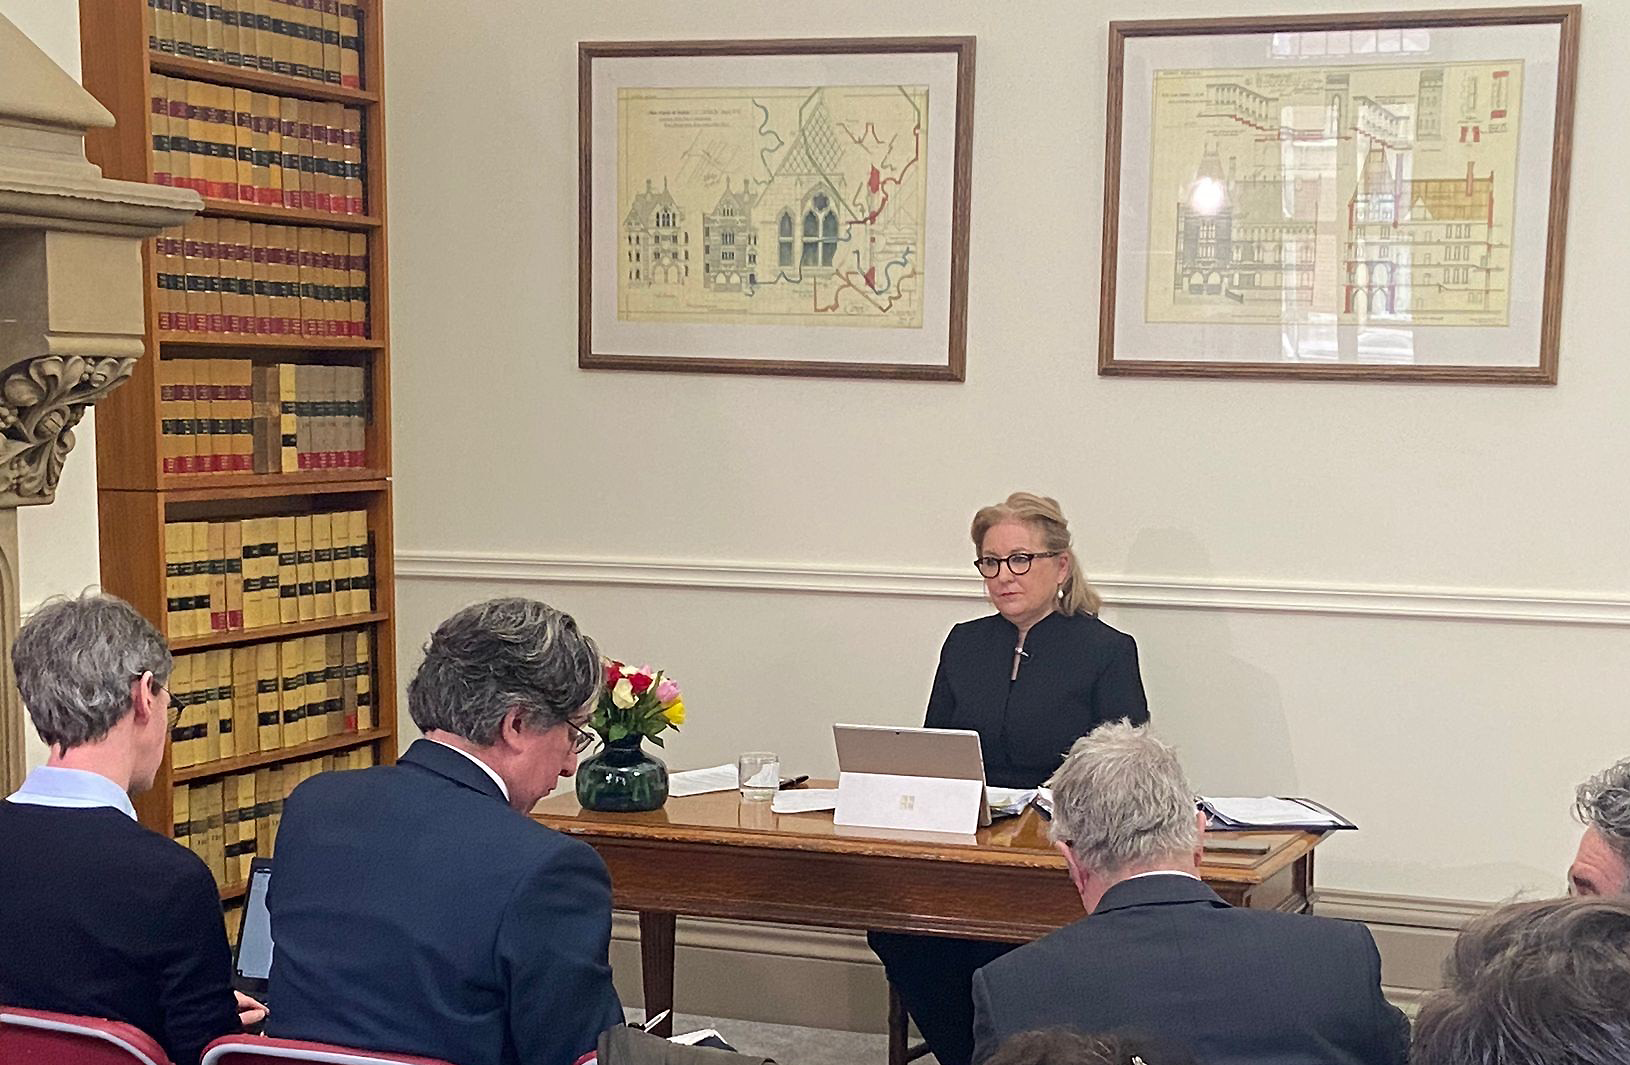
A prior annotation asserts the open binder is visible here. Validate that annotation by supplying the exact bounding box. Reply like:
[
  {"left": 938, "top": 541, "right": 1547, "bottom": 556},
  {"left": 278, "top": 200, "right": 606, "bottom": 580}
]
[{"left": 1200, "top": 796, "right": 1357, "bottom": 832}]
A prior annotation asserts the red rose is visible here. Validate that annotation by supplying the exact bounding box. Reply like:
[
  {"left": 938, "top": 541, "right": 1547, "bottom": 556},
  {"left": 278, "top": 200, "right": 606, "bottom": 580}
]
[
  {"left": 628, "top": 672, "right": 653, "bottom": 695},
  {"left": 604, "top": 661, "right": 623, "bottom": 685}
]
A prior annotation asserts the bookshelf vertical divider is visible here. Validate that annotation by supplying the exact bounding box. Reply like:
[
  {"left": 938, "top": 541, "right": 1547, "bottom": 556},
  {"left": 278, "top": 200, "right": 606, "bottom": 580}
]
[{"left": 79, "top": 0, "right": 396, "bottom": 901}]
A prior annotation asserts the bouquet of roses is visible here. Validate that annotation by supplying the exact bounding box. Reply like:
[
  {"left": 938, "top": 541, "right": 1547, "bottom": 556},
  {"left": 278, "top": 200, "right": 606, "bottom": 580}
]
[{"left": 591, "top": 659, "right": 685, "bottom": 746}]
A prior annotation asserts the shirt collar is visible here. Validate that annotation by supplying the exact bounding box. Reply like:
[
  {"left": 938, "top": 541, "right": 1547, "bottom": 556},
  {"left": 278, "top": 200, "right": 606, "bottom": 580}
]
[
  {"left": 6, "top": 766, "right": 138, "bottom": 820},
  {"left": 428, "top": 738, "right": 510, "bottom": 802},
  {"left": 1122, "top": 869, "right": 1202, "bottom": 883}
]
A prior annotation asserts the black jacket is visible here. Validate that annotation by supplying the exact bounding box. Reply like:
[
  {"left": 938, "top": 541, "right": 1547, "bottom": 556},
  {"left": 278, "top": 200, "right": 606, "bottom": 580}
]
[
  {"left": 0, "top": 802, "right": 241, "bottom": 1065},
  {"left": 971, "top": 874, "right": 1410, "bottom": 1065},
  {"left": 265, "top": 739, "right": 624, "bottom": 1065},
  {"left": 925, "top": 611, "right": 1148, "bottom": 787}
]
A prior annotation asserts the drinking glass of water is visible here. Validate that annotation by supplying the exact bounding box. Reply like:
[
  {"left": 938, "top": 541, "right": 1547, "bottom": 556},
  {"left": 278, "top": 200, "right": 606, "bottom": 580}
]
[{"left": 738, "top": 752, "right": 780, "bottom": 802}]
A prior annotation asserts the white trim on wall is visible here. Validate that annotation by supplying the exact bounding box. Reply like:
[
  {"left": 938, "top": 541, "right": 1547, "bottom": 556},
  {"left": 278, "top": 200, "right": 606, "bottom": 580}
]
[{"left": 396, "top": 552, "right": 1630, "bottom": 627}]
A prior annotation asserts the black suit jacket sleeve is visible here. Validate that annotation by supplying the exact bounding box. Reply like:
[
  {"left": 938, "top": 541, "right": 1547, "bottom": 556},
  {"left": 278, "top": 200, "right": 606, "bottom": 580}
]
[
  {"left": 498, "top": 840, "right": 626, "bottom": 1065},
  {"left": 1357, "top": 924, "right": 1411, "bottom": 1065},
  {"left": 969, "top": 965, "right": 999, "bottom": 1065},
  {"left": 154, "top": 857, "right": 242, "bottom": 1065},
  {"left": 1099, "top": 631, "right": 1149, "bottom": 727},
  {"left": 923, "top": 635, "right": 956, "bottom": 729}
]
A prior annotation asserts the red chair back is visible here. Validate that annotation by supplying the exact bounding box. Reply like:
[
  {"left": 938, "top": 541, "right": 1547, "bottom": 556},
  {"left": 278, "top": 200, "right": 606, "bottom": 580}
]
[
  {"left": 202, "top": 1034, "right": 459, "bottom": 1065},
  {"left": 0, "top": 1006, "right": 173, "bottom": 1065}
]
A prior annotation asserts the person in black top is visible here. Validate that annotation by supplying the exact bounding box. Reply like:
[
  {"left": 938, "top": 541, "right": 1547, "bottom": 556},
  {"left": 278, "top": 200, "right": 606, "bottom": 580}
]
[
  {"left": 0, "top": 594, "right": 263, "bottom": 1065},
  {"left": 871, "top": 492, "right": 1149, "bottom": 1065}
]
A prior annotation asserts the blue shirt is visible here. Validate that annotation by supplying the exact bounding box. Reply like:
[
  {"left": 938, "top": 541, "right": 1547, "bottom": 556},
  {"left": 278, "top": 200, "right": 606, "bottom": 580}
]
[{"left": 6, "top": 765, "right": 138, "bottom": 819}]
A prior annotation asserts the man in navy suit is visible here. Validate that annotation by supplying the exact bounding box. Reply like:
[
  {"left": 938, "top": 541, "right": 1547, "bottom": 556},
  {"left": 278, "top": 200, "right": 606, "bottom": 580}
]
[
  {"left": 971, "top": 723, "right": 1409, "bottom": 1065},
  {"left": 266, "top": 597, "right": 624, "bottom": 1065}
]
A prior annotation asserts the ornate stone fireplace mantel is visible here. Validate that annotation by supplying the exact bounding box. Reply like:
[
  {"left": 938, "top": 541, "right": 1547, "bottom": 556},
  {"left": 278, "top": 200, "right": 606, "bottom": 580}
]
[{"left": 0, "top": 14, "right": 201, "bottom": 791}]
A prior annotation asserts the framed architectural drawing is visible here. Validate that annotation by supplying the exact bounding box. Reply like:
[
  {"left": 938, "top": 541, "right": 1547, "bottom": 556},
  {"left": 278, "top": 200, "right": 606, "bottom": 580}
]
[
  {"left": 579, "top": 37, "right": 975, "bottom": 380},
  {"left": 1099, "top": 7, "right": 1579, "bottom": 383}
]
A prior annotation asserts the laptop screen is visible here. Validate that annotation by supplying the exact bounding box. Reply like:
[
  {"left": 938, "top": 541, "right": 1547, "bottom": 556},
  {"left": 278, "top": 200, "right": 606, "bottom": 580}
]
[{"left": 234, "top": 861, "right": 275, "bottom": 982}]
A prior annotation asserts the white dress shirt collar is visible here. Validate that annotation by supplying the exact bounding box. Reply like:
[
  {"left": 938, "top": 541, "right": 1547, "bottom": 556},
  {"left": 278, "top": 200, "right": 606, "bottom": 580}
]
[
  {"left": 429, "top": 738, "right": 510, "bottom": 802},
  {"left": 1122, "top": 869, "right": 1202, "bottom": 883},
  {"left": 6, "top": 765, "right": 138, "bottom": 820}
]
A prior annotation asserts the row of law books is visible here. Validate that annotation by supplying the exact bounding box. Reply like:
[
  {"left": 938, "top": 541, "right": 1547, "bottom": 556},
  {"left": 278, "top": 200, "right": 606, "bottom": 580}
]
[
  {"left": 158, "top": 360, "right": 367, "bottom": 475},
  {"left": 155, "top": 217, "right": 368, "bottom": 338},
  {"left": 164, "top": 511, "right": 373, "bottom": 639},
  {"left": 150, "top": 0, "right": 364, "bottom": 89},
  {"left": 153, "top": 75, "right": 365, "bottom": 216},
  {"left": 177, "top": 745, "right": 377, "bottom": 890},
  {"left": 170, "top": 629, "right": 374, "bottom": 769}
]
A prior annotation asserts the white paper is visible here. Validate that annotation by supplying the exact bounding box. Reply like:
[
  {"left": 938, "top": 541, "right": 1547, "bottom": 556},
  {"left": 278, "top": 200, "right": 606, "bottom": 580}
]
[
  {"left": 771, "top": 788, "right": 840, "bottom": 814},
  {"left": 671, "top": 1029, "right": 725, "bottom": 1046},
  {"left": 1034, "top": 786, "right": 1055, "bottom": 818},
  {"left": 1204, "top": 796, "right": 1342, "bottom": 827},
  {"left": 667, "top": 764, "right": 738, "bottom": 798},
  {"left": 743, "top": 762, "right": 781, "bottom": 789}
]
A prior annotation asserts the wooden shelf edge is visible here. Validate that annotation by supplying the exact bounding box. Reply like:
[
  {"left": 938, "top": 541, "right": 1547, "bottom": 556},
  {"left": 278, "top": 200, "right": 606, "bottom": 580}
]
[
  {"left": 199, "top": 196, "right": 381, "bottom": 230},
  {"left": 176, "top": 727, "right": 392, "bottom": 784},
  {"left": 220, "top": 880, "right": 247, "bottom": 902},
  {"left": 152, "top": 53, "right": 378, "bottom": 105},
  {"left": 169, "top": 610, "right": 388, "bottom": 652},
  {"left": 159, "top": 468, "right": 391, "bottom": 493},
  {"left": 158, "top": 333, "right": 383, "bottom": 351},
  {"left": 156, "top": 477, "right": 390, "bottom": 503}
]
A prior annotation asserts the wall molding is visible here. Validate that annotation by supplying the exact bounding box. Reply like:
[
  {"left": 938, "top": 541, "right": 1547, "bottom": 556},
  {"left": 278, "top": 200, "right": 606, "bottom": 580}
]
[{"left": 396, "top": 551, "right": 1630, "bottom": 627}]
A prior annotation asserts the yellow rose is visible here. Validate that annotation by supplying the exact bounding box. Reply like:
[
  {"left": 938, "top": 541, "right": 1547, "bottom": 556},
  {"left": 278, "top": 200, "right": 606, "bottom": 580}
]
[
  {"left": 611, "top": 677, "right": 637, "bottom": 709},
  {"left": 661, "top": 698, "right": 685, "bottom": 725}
]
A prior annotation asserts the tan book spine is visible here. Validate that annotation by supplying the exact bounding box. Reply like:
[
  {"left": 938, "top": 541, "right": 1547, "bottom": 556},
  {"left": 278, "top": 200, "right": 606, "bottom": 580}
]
[
  {"left": 207, "top": 83, "right": 233, "bottom": 200},
  {"left": 269, "top": 0, "right": 293, "bottom": 78},
  {"left": 354, "top": 628, "right": 372, "bottom": 730},
  {"left": 157, "top": 360, "right": 180, "bottom": 475},
  {"left": 221, "top": 0, "right": 242, "bottom": 67},
  {"left": 324, "top": 632, "right": 344, "bottom": 734},
  {"left": 341, "top": 106, "right": 362, "bottom": 216},
  {"left": 239, "top": 771, "right": 259, "bottom": 880},
  {"left": 164, "top": 523, "right": 185, "bottom": 640},
  {"left": 323, "top": 230, "right": 343, "bottom": 338},
  {"left": 280, "top": 226, "right": 302, "bottom": 336},
  {"left": 153, "top": 0, "right": 176, "bottom": 56},
  {"left": 303, "top": 0, "right": 325, "bottom": 83},
  {"left": 311, "top": 102, "right": 332, "bottom": 214},
  {"left": 250, "top": 221, "right": 272, "bottom": 335},
  {"left": 279, "top": 637, "right": 305, "bottom": 746},
  {"left": 230, "top": 87, "right": 253, "bottom": 202},
  {"left": 253, "top": 767, "right": 272, "bottom": 857},
  {"left": 232, "top": 0, "right": 255, "bottom": 68},
  {"left": 294, "top": 514, "right": 315, "bottom": 622},
  {"left": 194, "top": 358, "right": 218, "bottom": 473},
  {"left": 150, "top": 74, "right": 172, "bottom": 187},
  {"left": 302, "top": 634, "right": 328, "bottom": 739},
  {"left": 338, "top": 2, "right": 360, "bottom": 88},
  {"left": 330, "top": 506, "right": 353, "bottom": 610},
  {"left": 250, "top": 366, "right": 274, "bottom": 475},
  {"left": 207, "top": 519, "right": 227, "bottom": 638},
  {"left": 320, "top": 0, "right": 341, "bottom": 86},
  {"left": 298, "top": 100, "right": 318, "bottom": 212},
  {"left": 261, "top": 92, "right": 283, "bottom": 206},
  {"left": 276, "top": 515, "right": 298, "bottom": 624},
  {"left": 169, "top": 654, "right": 194, "bottom": 767},
  {"left": 293, "top": 362, "right": 313, "bottom": 469},
  {"left": 247, "top": 93, "right": 270, "bottom": 207},
  {"left": 200, "top": 217, "right": 226, "bottom": 335},
  {"left": 349, "top": 365, "right": 367, "bottom": 467},
  {"left": 232, "top": 646, "right": 259, "bottom": 757},
  {"left": 214, "top": 648, "right": 235, "bottom": 760},
  {"left": 167, "top": 79, "right": 193, "bottom": 195},
  {"left": 205, "top": 780, "right": 226, "bottom": 886},
  {"left": 277, "top": 97, "right": 298, "bottom": 207},
  {"left": 340, "top": 630, "right": 358, "bottom": 730},
  {"left": 231, "top": 357, "right": 254, "bottom": 471},
  {"left": 277, "top": 360, "right": 299, "bottom": 472},
  {"left": 154, "top": 229, "right": 182, "bottom": 335},
  {"left": 200, "top": 648, "right": 221, "bottom": 764},
  {"left": 181, "top": 220, "right": 207, "bottom": 334},
  {"left": 172, "top": 783, "right": 190, "bottom": 855},
  {"left": 224, "top": 518, "right": 244, "bottom": 631},
  {"left": 258, "top": 516, "right": 281, "bottom": 629},
  {"left": 201, "top": 0, "right": 224, "bottom": 64},
  {"left": 347, "top": 231, "right": 367, "bottom": 338},
  {"left": 255, "top": 642, "right": 282, "bottom": 750},
  {"left": 310, "top": 511, "right": 334, "bottom": 618}
]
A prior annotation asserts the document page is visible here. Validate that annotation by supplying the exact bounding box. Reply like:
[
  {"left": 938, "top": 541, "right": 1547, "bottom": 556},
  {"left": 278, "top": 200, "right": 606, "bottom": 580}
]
[{"left": 667, "top": 764, "right": 738, "bottom": 797}]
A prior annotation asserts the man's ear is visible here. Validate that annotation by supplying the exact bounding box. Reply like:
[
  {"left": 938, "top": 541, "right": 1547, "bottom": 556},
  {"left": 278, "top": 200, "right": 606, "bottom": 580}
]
[
  {"left": 1193, "top": 809, "right": 1208, "bottom": 864},
  {"left": 1054, "top": 840, "right": 1089, "bottom": 896},
  {"left": 494, "top": 706, "right": 527, "bottom": 752},
  {"left": 130, "top": 671, "right": 157, "bottom": 724}
]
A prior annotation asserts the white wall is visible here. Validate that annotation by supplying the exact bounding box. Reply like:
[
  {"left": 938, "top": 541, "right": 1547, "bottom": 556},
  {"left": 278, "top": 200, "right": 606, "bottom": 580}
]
[
  {"left": 2, "top": 0, "right": 104, "bottom": 770},
  {"left": 386, "top": 0, "right": 1630, "bottom": 907}
]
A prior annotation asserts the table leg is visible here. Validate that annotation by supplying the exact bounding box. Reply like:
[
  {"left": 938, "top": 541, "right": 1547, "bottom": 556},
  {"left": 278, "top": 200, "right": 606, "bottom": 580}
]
[{"left": 639, "top": 910, "right": 676, "bottom": 1037}]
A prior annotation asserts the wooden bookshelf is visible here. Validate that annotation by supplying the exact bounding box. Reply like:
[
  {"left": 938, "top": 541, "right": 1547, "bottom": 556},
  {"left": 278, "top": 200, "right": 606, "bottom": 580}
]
[{"left": 80, "top": 0, "right": 397, "bottom": 894}]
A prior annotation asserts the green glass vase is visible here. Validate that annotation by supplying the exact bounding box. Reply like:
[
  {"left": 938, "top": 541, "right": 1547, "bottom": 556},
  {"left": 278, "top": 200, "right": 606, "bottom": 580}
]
[{"left": 576, "top": 734, "right": 669, "bottom": 812}]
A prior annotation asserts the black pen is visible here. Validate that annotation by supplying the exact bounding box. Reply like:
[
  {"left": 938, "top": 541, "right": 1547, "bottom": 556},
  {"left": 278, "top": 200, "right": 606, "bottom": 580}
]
[{"left": 778, "top": 775, "right": 810, "bottom": 790}]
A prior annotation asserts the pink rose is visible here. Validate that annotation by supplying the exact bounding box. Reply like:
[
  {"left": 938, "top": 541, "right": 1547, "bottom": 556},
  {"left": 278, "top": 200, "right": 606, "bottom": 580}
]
[{"left": 655, "top": 678, "right": 680, "bottom": 704}]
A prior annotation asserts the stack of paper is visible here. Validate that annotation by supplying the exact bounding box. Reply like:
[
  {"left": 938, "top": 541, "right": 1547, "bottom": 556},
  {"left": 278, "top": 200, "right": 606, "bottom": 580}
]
[
  {"left": 666, "top": 764, "right": 737, "bottom": 798},
  {"left": 771, "top": 788, "right": 839, "bottom": 814},
  {"left": 987, "top": 786, "right": 1038, "bottom": 818},
  {"left": 1200, "top": 796, "right": 1353, "bottom": 830}
]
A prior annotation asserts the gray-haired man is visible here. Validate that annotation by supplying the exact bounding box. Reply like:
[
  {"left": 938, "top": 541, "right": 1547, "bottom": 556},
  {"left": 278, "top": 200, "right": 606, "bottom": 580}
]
[
  {"left": 0, "top": 593, "right": 263, "bottom": 1065},
  {"left": 265, "top": 597, "right": 624, "bottom": 1065},
  {"left": 970, "top": 722, "right": 1408, "bottom": 1065},
  {"left": 1570, "top": 757, "right": 1630, "bottom": 896}
]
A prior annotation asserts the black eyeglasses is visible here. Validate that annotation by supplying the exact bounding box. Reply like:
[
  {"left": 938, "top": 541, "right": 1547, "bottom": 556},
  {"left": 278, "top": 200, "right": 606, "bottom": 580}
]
[
  {"left": 565, "top": 719, "right": 596, "bottom": 754},
  {"left": 975, "top": 551, "right": 1063, "bottom": 578}
]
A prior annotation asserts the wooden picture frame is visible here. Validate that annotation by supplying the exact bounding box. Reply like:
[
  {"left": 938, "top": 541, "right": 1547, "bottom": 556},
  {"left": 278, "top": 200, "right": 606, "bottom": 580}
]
[
  {"left": 579, "top": 37, "right": 976, "bottom": 381},
  {"left": 1099, "top": 7, "right": 1579, "bottom": 383}
]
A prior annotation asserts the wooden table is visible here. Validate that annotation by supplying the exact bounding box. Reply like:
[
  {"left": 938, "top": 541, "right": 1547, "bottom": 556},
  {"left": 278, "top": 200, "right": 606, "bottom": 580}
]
[{"left": 534, "top": 787, "right": 1326, "bottom": 1038}]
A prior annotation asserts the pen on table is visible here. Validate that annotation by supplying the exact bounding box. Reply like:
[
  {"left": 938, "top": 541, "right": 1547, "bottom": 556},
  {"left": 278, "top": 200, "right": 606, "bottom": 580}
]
[
  {"left": 779, "top": 775, "right": 809, "bottom": 790},
  {"left": 637, "top": 1008, "right": 671, "bottom": 1032}
]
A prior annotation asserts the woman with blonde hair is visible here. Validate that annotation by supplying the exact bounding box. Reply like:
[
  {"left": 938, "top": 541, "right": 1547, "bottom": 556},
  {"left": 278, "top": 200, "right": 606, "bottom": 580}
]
[{"left": 870, "top": 492, "right": 1149, "bottom": 1065}]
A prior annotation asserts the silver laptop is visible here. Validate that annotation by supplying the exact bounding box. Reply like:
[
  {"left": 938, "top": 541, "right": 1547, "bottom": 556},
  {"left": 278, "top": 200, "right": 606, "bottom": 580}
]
[{"left": 833, "top": 723, "right": 992, "bottom": 827}]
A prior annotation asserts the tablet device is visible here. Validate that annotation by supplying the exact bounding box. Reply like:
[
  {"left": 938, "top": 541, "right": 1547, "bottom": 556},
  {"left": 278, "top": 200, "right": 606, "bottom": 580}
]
[
  {"left": 833, "top": 723, "right": 992, "bottom": 827},
  {"left": 232, "top": 858, "right": 275, "bottom": 999}
]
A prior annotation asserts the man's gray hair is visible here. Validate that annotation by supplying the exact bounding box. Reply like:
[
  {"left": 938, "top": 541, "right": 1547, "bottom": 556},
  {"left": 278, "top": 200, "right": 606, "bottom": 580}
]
[
  {"left": 12, "top": 592, "right": 172, "bottom": 751},
  {"left": 1048, "top": 721, "right": 1197, "bottom": 873},
  {"left": 407, "top": 597, "right": 602, "bottom": 746},
  {"left": 1575, "top": 757, "right": 1630, "bottom": 868}
]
